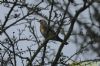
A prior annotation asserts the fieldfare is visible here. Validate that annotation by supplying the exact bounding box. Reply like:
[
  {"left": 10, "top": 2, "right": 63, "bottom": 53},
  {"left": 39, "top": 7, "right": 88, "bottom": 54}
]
[{"left": 39, "top": 19, "right": 68, "bottom": 45}]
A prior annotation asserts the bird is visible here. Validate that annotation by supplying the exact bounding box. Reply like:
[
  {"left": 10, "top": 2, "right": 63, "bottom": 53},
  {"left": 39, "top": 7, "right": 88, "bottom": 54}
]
[{"left": 39, "top": 19, "right": 68, "bottom": 45}]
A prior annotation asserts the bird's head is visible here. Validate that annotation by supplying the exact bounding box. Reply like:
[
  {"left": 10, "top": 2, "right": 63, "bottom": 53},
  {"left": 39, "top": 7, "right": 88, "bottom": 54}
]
[{"left": 39, "top": 19, "right": 47, "bottom": 26}]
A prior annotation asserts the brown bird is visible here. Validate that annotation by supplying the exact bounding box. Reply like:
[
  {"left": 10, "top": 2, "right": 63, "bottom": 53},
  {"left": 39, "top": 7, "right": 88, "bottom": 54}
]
[{"left": 39, "top": 19, "right": 68, "bottom": 45}]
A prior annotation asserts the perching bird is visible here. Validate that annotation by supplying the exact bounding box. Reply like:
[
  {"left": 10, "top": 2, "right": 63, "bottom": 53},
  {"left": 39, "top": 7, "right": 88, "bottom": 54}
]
[{"left": 39, "top": 19, "right": 68, "bottom": 45}]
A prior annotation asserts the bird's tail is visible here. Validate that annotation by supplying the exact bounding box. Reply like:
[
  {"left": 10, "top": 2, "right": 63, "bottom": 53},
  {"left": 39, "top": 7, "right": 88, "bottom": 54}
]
[{"left": 55, "top": 36, "right": 68, "bottom": 45}]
